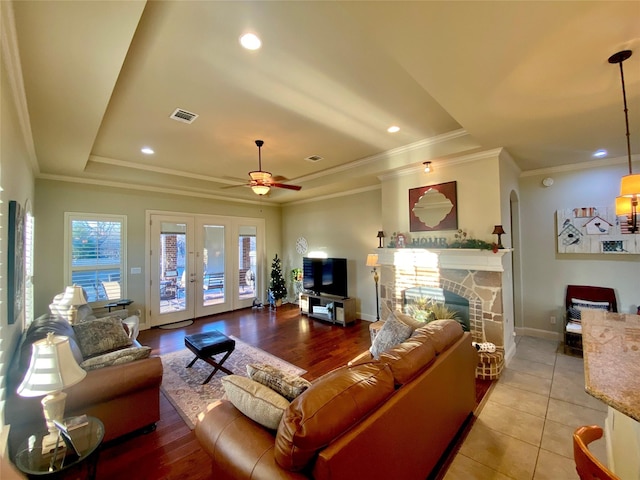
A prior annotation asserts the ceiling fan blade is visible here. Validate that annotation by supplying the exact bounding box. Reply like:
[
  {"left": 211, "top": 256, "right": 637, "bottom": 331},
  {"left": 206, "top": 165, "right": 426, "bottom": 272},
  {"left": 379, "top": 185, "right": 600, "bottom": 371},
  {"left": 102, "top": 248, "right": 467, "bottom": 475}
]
[{"left": 271, "top": 182, "right": 302, "bottom": 191}]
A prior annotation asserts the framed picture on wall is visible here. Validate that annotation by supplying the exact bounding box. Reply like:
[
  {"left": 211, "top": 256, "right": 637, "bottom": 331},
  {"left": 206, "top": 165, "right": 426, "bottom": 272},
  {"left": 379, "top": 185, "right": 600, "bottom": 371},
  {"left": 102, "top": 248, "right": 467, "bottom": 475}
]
[
  {"left": 409, "top": 181, "right": 458, "bottom": 232},
  {"left": 7, "top": 200, "right": 25, "bottom": 325}
]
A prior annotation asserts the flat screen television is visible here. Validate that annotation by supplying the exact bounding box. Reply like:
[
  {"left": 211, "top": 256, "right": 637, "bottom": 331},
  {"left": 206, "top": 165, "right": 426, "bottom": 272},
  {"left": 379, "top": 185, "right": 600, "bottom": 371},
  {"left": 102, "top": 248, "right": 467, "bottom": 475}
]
[{"left": 302, "top": 257, "right": 348, "bottom": 298}]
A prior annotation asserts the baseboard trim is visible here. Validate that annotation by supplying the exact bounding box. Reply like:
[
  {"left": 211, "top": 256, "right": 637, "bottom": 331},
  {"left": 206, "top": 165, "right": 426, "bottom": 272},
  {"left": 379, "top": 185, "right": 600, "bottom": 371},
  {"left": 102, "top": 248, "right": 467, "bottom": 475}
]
[{"left": 515, "top": 327, "right": 560, "bottom": 341}]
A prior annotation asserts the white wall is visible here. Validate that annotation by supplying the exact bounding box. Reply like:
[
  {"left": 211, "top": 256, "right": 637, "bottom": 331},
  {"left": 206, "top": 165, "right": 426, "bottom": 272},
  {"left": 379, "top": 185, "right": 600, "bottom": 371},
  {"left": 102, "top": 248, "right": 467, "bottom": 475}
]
[
  {"left": 382, "top": 150, "right": 504, "bottom": 244},
  {"left": 519, "top": 160, "right": 640, "bottom": 338},
  {"left": 1, "top": 0, "right": 37, "bottom": 431},
  {"left": 34, "top": 180, "right": 283, "bottom": 323},
  {"left": 282, "top": 188, "right": 382, "bottom": 321}
]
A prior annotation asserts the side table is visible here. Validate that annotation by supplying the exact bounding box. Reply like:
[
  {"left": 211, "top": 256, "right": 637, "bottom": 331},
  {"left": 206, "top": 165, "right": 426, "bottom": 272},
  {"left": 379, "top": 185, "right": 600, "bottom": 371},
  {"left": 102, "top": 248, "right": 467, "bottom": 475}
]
[{"left": 13, "top": 416, "right": 104, "bottom": 480}]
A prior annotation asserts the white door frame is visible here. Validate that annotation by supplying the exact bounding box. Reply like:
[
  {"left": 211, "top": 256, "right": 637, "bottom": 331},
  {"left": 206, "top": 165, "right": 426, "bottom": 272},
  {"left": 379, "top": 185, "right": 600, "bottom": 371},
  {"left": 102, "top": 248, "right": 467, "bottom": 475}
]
[{"left": 145, "top": 210, "right": 265, "bottom": 326}]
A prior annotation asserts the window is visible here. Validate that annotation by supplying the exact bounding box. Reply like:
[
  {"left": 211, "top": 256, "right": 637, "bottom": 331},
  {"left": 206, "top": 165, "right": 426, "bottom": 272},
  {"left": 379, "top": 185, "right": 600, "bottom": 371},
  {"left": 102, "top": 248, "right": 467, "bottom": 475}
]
[
  {"left": 65, "top": 213, "right": 127, "bottom": 303},
  {"left": 24, "top": 204, "right": 35, "bottom": 327}
]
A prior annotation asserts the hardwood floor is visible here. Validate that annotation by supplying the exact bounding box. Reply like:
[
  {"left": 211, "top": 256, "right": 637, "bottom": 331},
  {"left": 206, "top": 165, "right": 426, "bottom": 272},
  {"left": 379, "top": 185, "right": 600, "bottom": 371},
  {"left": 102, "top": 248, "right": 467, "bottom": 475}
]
[{"left": 95, "top": 304, "right": 372, "bottom": 480}]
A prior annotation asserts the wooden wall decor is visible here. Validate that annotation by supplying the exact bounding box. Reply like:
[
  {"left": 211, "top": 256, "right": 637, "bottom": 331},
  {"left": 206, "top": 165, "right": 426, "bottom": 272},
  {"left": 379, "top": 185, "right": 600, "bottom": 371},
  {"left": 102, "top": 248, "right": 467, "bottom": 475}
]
[
  {"left": 557, "top": 206, "right": 639, "bottom": 254},
  {"left": 409, "top": 181, "right": 458, "bottom": 232}
]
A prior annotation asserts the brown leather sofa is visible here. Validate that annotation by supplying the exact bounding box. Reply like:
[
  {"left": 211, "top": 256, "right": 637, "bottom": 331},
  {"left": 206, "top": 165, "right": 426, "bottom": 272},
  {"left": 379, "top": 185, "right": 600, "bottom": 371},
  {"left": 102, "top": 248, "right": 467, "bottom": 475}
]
[
  {"left": 5, "top": 314, "right": 163, "bottom": 455},
  {"left": 195, "top": 320, "right": 478, "bottom": 480}
]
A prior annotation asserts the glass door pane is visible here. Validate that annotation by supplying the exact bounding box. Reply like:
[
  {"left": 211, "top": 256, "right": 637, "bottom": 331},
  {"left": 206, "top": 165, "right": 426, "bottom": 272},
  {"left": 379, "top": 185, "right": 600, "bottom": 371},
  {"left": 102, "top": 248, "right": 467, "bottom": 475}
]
[
  {"left": 238, "top": 226, "right": 257, "bottom": 301},
  {"left": 159, "top": 222, "right": 187, "bottom": 314},
  {"left": 149, "top": 215, "right": 195, "bottom": 327},
  {"left": 201, "top": 224, "right": 225, "bottom": 308}
]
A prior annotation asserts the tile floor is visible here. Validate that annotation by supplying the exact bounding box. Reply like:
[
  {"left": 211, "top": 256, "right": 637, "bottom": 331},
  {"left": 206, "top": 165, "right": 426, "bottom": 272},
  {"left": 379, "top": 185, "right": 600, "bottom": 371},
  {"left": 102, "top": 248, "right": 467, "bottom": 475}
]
[{"left": 444, "top": 335, "right": 609, "bottom": 479}]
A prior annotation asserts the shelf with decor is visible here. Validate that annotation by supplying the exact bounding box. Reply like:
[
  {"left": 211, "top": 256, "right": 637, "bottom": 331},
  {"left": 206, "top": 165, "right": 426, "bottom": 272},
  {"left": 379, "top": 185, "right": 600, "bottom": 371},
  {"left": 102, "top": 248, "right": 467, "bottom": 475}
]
[{"left": 299, "top": 292, "right": 356, "bottom": 326}]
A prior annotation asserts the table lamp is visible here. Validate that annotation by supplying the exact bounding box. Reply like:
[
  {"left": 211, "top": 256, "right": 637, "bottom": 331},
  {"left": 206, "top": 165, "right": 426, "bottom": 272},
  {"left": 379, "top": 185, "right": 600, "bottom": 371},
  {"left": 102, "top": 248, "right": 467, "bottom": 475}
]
[
  {"left": 17, "top": 333, "right": 87, "bottom": 452},
  {"left": 366, "top": 254, "right": 381, "bottom": 321},
  {"left": 60, "top": 285, "right": 87, "bottom": 324}
]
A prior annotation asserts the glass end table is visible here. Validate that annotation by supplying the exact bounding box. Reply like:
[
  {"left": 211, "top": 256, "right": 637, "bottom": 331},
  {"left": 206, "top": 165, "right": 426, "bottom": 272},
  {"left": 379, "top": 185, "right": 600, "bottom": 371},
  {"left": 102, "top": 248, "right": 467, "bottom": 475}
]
[{"left": 14, "top": 416, "right": 104, "bottom": 479}]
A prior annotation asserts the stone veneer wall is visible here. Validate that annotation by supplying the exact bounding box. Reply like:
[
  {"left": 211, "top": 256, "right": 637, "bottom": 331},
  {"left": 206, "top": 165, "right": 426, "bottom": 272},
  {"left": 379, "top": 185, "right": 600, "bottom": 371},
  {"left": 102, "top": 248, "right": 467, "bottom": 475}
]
[{"left": 379, "top": 265, "right": 504, "bottom": 344}]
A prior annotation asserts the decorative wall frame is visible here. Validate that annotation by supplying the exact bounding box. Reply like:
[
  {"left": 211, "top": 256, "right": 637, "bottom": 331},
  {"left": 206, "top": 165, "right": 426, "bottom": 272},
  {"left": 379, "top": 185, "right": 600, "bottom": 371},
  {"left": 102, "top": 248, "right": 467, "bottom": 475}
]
[
  {"left": 409, "top": 181, "right": 458, "bottom": 232},
  {"left": 557, "top": 206, "right": 639, "bottom": 254},
  {"left": 7, "top": 200, "right": 25, "bottom": 324}
]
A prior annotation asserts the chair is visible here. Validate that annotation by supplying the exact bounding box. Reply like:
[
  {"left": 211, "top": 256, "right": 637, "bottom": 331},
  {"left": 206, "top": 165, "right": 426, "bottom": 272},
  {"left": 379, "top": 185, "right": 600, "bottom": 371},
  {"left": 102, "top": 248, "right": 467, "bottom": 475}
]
[
  {"left": 101, "top": 281, "right": 133, "bottom": 312},
  {"left": 564, "top": 285, "right": 617, "bottom": 355},
  {"left": 573, "top": 425, "right": 620, "bottom": 480}
]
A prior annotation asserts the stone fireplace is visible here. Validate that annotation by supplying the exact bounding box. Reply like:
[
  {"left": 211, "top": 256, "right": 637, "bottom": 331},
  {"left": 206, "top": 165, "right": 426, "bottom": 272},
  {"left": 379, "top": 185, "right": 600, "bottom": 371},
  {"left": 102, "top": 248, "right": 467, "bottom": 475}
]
[{"left": 376, "top": 248, "right": 511, "bottom": 378}]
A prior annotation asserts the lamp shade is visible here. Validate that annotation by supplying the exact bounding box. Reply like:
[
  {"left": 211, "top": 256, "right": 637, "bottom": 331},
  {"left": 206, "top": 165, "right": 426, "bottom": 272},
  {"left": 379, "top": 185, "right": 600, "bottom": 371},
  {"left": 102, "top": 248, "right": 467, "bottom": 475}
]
[
  {"left": 60, "top": 285, "right": 87, "bottom": 306},
  {"left": 377, "top": 231, "right": 385, "bottom": 239},
  {"left": 17, "top": 333, "right": 86, "bottom": 397},
  {"left": 366, "top": 254, "right": 379, "bottom": 267},
  {"left": 492, "top": 225, "right": 506, "bottom": 235},
  {"left": 616, "top": 196, "right": 633, "bottom": 215},
  {"left": 620, "top": 174, "right": 640, "bottom": 197}
]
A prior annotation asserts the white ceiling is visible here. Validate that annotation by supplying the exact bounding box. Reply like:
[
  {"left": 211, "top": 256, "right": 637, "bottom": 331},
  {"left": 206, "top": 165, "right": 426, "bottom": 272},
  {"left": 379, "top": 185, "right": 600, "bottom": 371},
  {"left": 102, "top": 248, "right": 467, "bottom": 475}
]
[{"left": 9, "top": 1, "right": 640, "bottom": 204}]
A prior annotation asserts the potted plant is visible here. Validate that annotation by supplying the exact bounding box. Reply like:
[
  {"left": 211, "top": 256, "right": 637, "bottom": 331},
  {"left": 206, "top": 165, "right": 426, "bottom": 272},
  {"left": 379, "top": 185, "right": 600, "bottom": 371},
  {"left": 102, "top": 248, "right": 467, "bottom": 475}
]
[{"left": 269, "top": 254, "right": 287, "bottom": 307}]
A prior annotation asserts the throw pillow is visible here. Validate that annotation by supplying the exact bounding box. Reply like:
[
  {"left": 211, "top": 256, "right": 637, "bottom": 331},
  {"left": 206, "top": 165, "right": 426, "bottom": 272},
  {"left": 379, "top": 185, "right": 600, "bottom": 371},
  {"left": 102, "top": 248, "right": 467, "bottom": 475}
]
[
  {"left": 571, "top": 298, "right": 610, "bottom": 311},
  {"left": 221, "top": 375, "right": 290, "bottom": 430},
  {"left": 72, "top": 317, "right": 132, "bottom": 359},
  {"left": 247, "top": 364, "right": 311, "bottom": 401},
  {"left": 370, "top": 311, "right": 413, "bottom": 359},
  {"left": 80, "top": 346, "right": 151, "bottom": 371}
]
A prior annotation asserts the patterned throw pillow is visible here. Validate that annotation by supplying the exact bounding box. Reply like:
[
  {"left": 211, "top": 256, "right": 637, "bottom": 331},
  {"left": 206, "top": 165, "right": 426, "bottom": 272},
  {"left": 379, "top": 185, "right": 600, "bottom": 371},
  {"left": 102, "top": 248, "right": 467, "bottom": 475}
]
[
  {"left": 80, "top": 346, "right": 151, "bottom": 371},
  {"left": 370, "top": 312, "right": 414, "bottom": 359},
  {"left": 72, "top": 317, "right": 132, "bottom": 359},
  {"left": 247, "top": 364, "right": 312, "bottom": 401},
  {"left": 571, "top": 298, "right": 610, "bottom": 311},
  {"left": 222, "top": 375, "right": 290, "bottom": 430}
]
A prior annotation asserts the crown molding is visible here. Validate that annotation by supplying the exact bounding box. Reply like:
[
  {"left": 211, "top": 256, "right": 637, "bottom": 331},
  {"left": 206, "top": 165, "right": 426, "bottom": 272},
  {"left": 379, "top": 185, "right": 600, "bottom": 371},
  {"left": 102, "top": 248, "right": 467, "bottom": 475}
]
[
  {"left": 36, "top": 173, "right": 279, "bottom": 206},
  {"left": 293, "top": 129, "right": 471, "bottom": 183},
  {"left": 520, "top": 154, "right": 640, "bottom": 177},
  {"left": 378, "top": 147, "right": 504, "bottom": 181},
  {"left": 89, "top": 155, "right": 241, "bottom": 185},
  {"left": 282, "top": 184, "right": 381, "bottom": 206},
  {"left": 1, "top": 1, "right": 39, "bottom": 175}
]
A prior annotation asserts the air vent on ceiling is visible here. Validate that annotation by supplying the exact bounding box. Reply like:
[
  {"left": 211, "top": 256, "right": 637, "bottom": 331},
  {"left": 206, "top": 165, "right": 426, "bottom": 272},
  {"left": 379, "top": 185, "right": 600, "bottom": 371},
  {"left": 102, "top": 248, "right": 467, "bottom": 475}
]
[
  {"left": 305, "top": 155, "right": 323, "bottom": 162},
  {"left": 169, "top": 108, "right": 199, "bottom": 124}
]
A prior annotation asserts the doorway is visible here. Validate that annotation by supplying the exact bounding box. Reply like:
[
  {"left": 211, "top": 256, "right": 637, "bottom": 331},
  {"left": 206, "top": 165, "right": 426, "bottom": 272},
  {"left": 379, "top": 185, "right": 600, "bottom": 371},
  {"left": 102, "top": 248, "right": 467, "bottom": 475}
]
[{"left": 147, "top": 213, "right": 265, "bottom": 327}]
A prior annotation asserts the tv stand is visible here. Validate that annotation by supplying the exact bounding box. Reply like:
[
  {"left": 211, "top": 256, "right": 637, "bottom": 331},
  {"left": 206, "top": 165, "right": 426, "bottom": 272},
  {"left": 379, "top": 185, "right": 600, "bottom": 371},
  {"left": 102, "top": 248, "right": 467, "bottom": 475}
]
[{"left": 299, "top": 293, "right": 356, "bottom": 326}]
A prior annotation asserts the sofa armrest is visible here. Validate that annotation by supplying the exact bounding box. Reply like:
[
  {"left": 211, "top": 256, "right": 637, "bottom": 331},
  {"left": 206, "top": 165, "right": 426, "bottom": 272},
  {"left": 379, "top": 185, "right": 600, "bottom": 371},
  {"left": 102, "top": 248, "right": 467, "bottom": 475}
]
[
  {"left": 65, "top": 356, "right": 162, "bottom": 410},
  {"left": 195, "top": 400, "right": 307, "bottom": 480}
]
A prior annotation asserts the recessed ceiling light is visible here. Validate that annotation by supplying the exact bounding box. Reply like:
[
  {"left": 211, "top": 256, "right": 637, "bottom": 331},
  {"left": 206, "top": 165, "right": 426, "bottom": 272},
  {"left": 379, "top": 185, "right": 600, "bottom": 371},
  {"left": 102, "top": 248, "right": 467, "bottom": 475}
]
[
  {"left": 593, "top": 149, "right": 607, "bottom": 158},
  {"left": 387, "top": 126, "right": 400, "bottom": 133},
  {"left": 240, "top": 33, "right": 261, "bottom": 50},
  {"left": 141, "top": 147, "right": 154, "bottom": 155}
]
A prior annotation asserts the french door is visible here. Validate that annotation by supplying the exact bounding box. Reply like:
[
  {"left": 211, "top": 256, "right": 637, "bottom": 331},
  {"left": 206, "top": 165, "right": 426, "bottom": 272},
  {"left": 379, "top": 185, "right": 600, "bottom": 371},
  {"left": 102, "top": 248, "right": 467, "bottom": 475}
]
[{"left": 148, "top": 213, "right": 264, "bottom": 327}]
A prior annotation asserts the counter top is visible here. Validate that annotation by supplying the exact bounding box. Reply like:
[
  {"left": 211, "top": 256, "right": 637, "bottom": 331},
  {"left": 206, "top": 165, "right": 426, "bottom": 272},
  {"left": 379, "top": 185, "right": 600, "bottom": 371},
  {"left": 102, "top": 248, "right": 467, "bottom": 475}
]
[{"left": 581, "top": 310, "right": 640, "bottom": 422}]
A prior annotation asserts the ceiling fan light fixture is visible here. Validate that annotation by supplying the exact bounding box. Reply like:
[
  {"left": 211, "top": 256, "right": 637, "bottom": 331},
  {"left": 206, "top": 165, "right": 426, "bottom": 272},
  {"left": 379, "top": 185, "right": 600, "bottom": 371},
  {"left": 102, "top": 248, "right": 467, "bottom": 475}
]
[
  {"left": 249, "top": 170, "right": 271, "bottom": 182},
  {"left": 251, "top": 185, "right": 270, "bottom": 195}
]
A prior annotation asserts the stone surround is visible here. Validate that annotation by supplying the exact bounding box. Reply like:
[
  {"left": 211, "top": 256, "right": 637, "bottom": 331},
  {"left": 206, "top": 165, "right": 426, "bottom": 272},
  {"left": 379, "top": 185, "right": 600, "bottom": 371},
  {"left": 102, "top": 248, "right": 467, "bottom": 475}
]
[{"left": 376, "top": 249, "right": 508, "bottom": 345}]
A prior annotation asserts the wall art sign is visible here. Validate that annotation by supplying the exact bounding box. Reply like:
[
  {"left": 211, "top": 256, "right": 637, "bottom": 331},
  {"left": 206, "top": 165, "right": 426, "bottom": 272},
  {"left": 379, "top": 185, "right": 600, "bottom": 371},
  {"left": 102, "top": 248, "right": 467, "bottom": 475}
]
[
  {"left": 7, "top": 200, "right": 25, "bottom": 325},
  {"left": 557, "top": 206, "right": 638, "bottom": 254},
  {"left": 409, "top": 181, "right": 458, "bottom": 232}
]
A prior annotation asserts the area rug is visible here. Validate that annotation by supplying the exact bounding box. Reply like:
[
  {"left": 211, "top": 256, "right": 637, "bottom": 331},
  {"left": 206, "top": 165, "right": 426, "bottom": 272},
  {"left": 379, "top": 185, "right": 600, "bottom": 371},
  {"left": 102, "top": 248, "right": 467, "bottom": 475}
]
[{"left": 160, "top": 335, "right": 306, "bottom": 429}]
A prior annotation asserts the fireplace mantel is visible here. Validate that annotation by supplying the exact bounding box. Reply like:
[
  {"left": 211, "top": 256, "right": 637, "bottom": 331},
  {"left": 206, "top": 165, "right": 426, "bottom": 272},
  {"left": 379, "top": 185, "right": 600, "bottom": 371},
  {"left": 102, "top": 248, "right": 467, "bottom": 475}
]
[{"left": 375, "top": 248, "right": 512, "bottom": 272}]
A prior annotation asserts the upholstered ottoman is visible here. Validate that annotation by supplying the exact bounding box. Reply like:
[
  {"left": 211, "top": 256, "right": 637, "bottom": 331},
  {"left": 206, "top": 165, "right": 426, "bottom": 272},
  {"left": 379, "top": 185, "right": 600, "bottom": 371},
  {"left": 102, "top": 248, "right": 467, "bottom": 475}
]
[{"left": 184, "top": 331, "right": 235, "bottom": 384}]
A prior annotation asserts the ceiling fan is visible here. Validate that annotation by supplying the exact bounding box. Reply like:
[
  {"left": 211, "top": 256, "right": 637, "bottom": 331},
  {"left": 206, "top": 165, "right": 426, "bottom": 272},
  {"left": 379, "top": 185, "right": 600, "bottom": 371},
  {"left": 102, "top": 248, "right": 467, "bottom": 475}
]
[{"left": 240, "top": 140, "right": 302, "bottom": 196}]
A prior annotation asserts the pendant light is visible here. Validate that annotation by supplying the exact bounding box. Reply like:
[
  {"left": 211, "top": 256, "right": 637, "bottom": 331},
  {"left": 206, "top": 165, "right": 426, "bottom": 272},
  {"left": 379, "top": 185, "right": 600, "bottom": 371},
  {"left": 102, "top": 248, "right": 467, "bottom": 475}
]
[{"left": 610, "top": 50, "right": 638, "bottom": 232}]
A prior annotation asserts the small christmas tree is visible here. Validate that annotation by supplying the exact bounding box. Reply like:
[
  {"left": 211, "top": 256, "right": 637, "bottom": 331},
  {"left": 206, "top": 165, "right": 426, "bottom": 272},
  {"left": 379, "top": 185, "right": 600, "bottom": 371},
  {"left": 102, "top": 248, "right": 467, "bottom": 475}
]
[{"left": 269, "top": 254, "right": 287, "bottom": 306}]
